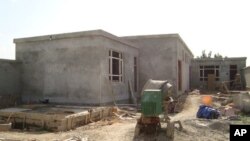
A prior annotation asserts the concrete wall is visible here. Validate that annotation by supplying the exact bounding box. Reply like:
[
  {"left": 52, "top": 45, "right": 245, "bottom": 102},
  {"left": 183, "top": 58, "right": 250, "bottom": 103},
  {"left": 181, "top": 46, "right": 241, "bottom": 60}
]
[
  {"left": 15, "top": 35, "right": 138, "bottom": 104},
  {"left": 124, "top": 35, "right": 193, "bottom": 96},
  {"left": 124, "top": 37, "right": 179, "bottom": 95},
  {"left": 176, "top": 40, "right": 193, "bottom": 94},
  {"left": 190, "top": 58, "right": 246, "bottom": 89},
  {"left": 0, "top": 59, "right": 21, "bottom": 107},
  {"left": 99, "top": 37, "right": 139, "bottom": 104},
  {"left": 244, "top": 66, "right": 250, "bottom": 89}
]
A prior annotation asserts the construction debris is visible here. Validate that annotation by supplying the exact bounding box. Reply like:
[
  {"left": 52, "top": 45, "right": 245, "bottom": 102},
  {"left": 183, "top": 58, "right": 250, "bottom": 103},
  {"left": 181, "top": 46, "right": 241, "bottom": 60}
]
[
  {"left": 219, "top": 82, "right": 230, "bottom": 94},
  {"left": 112, "top": 106, "right": 137, "bottom": 120},
  {"left": 190, "top": 89, "right": 200, "bottom": 95},
  {"left": 0, "top": 93, "right": 248, "bottom": 141},
  {"left": 63, "top": 136, "right": 88, "bottom": 141},
  {"left": 218, "top": 105, "right": 239, "bottom": 118},
  {"left": 233, "top": 92, "right": 250, "bottom": 113}
]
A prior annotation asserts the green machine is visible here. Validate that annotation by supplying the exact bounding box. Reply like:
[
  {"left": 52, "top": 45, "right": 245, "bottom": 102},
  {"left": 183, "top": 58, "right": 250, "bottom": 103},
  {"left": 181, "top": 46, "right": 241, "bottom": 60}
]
[
  {"left": 141, "top": 89, "right": 163, "bottom": 117},
  {"left": 134, "top": 79, "right": 182, "bottom": 139}
]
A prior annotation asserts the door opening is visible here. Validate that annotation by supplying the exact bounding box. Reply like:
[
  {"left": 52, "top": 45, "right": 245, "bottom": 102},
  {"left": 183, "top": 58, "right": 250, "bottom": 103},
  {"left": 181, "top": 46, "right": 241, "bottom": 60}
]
[
  {"left": 178, "top": 60, "right": 182, "bottom": 91},
  {"left": 229, "top": 65, "right": 237, "bottom": 88}
]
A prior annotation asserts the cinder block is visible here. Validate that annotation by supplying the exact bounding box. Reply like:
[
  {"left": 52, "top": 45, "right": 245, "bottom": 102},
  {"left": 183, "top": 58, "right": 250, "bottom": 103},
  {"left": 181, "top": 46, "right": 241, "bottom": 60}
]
[{"left": 0, "top": 123, "right": 12, "bottom": 131}]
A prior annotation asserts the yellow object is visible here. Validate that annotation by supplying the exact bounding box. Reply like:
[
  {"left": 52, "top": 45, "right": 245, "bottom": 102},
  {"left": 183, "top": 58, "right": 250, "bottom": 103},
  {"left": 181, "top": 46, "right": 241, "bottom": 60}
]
[{"left": 202, "top": 95, "right": 212, "bottom": 106}]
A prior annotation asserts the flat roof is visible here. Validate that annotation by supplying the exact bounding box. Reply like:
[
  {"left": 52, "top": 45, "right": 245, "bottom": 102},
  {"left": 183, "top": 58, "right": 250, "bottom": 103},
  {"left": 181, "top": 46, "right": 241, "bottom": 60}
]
[
  {"left": 122, "top": 33, "right": 194, "bottom": 57},
  {"left": 193, "top": 57, "right": 247, "bottom": 62},
  {"left": 13, "top": 29, "right": 138, "bottom": 49}
]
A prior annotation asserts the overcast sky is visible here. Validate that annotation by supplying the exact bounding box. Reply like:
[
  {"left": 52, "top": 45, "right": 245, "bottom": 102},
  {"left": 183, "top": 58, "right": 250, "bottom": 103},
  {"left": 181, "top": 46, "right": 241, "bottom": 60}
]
[{"left": 0, "top": 0, "right": 249, "bottom": 65}]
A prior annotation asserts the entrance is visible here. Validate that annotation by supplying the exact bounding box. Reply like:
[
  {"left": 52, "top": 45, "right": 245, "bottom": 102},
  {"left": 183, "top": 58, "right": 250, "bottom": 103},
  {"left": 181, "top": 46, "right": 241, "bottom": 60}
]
[
  {"left": 178, "top": 60, "right": 182, "bottom": 91},
  {"left": 229, "top": 65, "right": 237, "bottom": 88}
]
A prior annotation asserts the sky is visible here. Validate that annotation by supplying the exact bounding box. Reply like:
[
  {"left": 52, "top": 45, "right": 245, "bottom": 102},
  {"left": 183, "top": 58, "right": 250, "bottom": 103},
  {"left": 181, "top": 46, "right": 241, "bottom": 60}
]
[{"left": 0, "top": 0, "right": 250, "bottom": 65}]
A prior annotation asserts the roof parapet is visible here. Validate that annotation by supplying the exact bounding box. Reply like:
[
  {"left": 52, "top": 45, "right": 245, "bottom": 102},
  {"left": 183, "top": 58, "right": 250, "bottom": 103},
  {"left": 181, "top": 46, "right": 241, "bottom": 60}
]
[{"left": 13, "top": 29, "right": 139, "bottom": 49}]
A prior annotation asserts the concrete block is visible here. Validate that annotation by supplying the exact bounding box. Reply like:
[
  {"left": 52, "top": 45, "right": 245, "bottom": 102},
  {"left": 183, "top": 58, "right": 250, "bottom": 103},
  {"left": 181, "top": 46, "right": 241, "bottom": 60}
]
[{"left": 0, "top": 123, "right": 11, "bottom": 131}]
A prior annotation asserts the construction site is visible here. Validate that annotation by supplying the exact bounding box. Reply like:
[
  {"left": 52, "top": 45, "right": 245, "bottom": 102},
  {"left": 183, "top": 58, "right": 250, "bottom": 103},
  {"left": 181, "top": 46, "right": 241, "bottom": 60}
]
[{"left": 0, "top": 29, "right": 250, "bottom": 141}]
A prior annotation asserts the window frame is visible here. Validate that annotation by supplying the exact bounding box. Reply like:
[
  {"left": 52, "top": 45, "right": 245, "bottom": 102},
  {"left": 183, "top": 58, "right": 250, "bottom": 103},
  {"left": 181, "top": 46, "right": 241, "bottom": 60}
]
[
  {"left": 199, "top": 65, "right": 220, "bottom": 81},
  {"left": 109, "top": 50, "right": 123, "bottom": 82}
]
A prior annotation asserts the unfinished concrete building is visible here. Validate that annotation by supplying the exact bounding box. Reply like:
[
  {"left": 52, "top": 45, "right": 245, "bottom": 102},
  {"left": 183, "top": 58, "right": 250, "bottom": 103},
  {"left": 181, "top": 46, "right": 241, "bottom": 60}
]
[
  {"left": 0, "top": 29, "right": 193, "bottom": 106},
  {"left": 190, "top": 57, "right": 247, "bottom": 90},
  {"left": 13, "top": 30, "right": 139, "bottom": 105}
]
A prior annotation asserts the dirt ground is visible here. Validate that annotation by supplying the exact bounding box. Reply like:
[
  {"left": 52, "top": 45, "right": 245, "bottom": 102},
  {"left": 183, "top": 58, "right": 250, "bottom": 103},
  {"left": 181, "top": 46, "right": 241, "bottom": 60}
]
[{"left": 0, "top": 94, "right": 243, "bottom": 141}]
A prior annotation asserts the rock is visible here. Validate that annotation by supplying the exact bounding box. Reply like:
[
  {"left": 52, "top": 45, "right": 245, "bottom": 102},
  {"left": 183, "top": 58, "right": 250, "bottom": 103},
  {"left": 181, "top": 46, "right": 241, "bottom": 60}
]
[
  {"left": 233, "top": 92, "right": 250, "bottom": 113},
  {"left": 218, "top": 106, "right": 238, "bottom": 117}
]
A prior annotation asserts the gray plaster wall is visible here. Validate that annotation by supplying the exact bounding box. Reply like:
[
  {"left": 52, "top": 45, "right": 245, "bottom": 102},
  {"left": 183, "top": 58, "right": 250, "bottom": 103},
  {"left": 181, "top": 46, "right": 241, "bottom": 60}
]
[
  {"left": 124, "top": 36, "right": 193, "bottom": 96},
  {"left": 15, "top": 35, "right": 138, "bottom": 104},
  {"left": 0, "top": 59, "right": 21, "bottom": 107},
  {"left": 190, "top": 58, "right": 246, "bottom": 89},
  {"left": 243, "top": 66, "right": 250, "bottom": 89},
  {"left": 99, "top": 37, "right": 139, "bottom": 104},
  {"left": 124, "top": 37, "right": 178, "bottom": 95},
  {"left": 176, "top": 40, "right": 193, "bottom": 94}
]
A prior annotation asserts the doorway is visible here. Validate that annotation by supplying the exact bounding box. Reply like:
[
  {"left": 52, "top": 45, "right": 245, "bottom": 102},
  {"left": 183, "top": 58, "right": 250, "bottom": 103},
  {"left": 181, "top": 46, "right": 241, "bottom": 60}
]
[
  {"left": 229, "top": 65, "right": 237, "bottom": 88},
  {"left": 178, "top": 60, "right": 182, "bottom": 91}
]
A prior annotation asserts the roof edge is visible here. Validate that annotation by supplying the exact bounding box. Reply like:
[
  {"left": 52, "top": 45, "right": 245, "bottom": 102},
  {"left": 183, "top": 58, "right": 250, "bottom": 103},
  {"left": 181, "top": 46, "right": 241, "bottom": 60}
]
[
  {"left": 121, "top": 33, "right": 194, "bottom": 57},
  {"left": 13, "top": 29, "right": 139, "bottom": 49},
  {"left": 122, "top": 33, "right": 180, "bottom": 39},
  {"left": 193, "top": 57, "right": 247, "bottom": 61},
  {"left": 0, "top": 59, "right": 21, "bottom": 63}
]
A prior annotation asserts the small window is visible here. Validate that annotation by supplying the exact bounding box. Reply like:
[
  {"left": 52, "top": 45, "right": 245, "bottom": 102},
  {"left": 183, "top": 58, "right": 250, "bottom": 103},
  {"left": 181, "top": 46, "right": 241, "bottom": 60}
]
[{"left": 109, "top": 50, "right": 123, "bottom": 82}]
